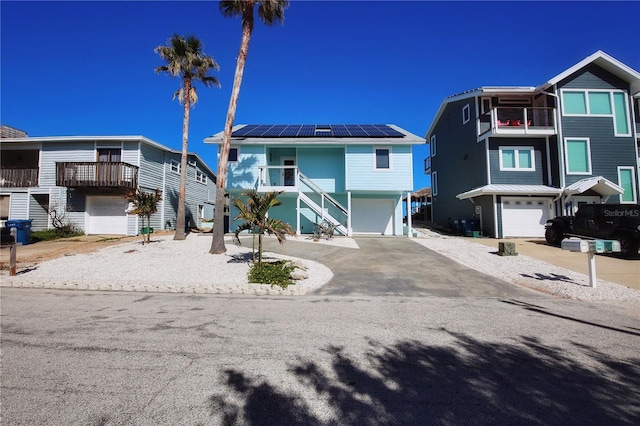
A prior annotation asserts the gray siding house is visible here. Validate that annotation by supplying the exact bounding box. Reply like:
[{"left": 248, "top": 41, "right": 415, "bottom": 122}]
[
  {"left": 0, "top": 134, "right": 217, "bottom": 236},
  {"left": 425, "top": 51, "right": 640, "bottom": 238}
]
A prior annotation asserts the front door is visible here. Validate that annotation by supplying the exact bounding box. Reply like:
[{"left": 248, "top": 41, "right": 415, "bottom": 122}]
[{"left": 282, "top": 158, "right": 295, "bottom": 186}]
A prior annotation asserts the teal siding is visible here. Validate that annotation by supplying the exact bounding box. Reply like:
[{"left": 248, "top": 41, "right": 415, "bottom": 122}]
[
  {"left": 346, "top": 145, "right": 412, "bottom": 191},
  {"left": 227, "top": 145, "right": 264, "bottom": 190},
  {"left": 297, "top": 147, "right": 345, "bottom": 193},
  {"left": 489, "top": 138, "right": 548, "bottom": 185}
]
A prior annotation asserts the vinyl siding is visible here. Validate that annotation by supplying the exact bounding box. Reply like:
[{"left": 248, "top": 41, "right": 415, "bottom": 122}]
[
  {"left": 297, "top": 147, "right": 345, "bottom": 193},
  {"left": 489, "top": 137, "right": 548, "bottom": 185},
  {"left": 40, "top": 141, "right": 95, "bottom": 187},
  {"left": 558, "top": 64, "right": 637, "bottom": 188},
  {"left": 345, "top": 145, "right": 412, "bottom": 191},
  {"left": 227, "top": 145, "right": 265, "bottom": 190},
  {"left": 29, "top": 194, "right": 49, "bottom": 230},
  {"left": 429, "top": 98, "right": 487, "bottom": 229},
  {"left": 8, "top": 192, "right": 28, "bottom": 219}
]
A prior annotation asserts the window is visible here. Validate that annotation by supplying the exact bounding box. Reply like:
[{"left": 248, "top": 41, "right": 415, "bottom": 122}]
[
  {"left": 499, "top": 146, "right": 535, "bottom": 171},
  {"left": 432, "top": 171, "right": 438, "bottom": 196},
  {"left": 618, "top": 166, "right": 637, "bottom": 203},
  {"left": 561, "top": 89, "right": 630, "bottom": 136},
  {"left": 195, "top": 170, "right": 207, "bottom": 184},
  {"left": 228, "top": 148, "right": 238, "bottom": 162},
  {"left": 97, "top": 148, "right": 121, "bottom": 162},
  {"left": 462, "top": 104, "right": 470, "bottom": 124},
  {"left": 564, "top": 138, "right": 592, "bottom": 174},
  {"left": 430, "top": 135, "right": 436, "bottom": 157},
  {"left": 375, "top": 147, "right": 391, "bottom": 170},
  {"left": 170, "top": 159, "right": 180, "bottom": 174}
]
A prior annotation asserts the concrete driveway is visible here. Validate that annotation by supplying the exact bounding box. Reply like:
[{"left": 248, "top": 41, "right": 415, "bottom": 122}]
[{"left": 262, "top": 236, "right": 543, "bottom": 298}]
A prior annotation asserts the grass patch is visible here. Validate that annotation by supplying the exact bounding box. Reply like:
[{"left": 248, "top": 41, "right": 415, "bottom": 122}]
[
  {"left": 248, "top": 260, "right": 295, "bottom": 289},
  {"left": 30, "top": 228, "right": 84, "bottom": 243}
]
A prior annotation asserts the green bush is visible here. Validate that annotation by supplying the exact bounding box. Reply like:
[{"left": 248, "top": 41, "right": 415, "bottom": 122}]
[
  {"left": 248, "top": 260, "right": 295, "bottom": 289},
  {"left": 30, "top": 227, "right": 84, "bottom": 243}
]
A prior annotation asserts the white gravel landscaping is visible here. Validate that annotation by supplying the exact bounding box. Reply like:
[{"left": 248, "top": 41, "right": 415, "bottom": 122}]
[{"left": 412, "top": 228, "right": 640, "bottom": 306}]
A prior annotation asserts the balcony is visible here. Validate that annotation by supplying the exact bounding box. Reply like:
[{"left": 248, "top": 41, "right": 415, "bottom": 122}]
[
  {"left": 56, "top": 162, "right": 138, "bottom": 188},
  {"left": 257, "top": 165, "right": 299, "bottom": 192},
  {"left": 0, "top": 168, "right": 39, "bottom": 188},
  {"left": 478, "top": 107, "right": 556, "bottom": 137}
]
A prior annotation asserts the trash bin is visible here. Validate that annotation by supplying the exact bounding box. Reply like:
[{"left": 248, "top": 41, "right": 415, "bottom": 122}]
[{"left": 5, "top": 219, "right": 32, "bottom": 245}]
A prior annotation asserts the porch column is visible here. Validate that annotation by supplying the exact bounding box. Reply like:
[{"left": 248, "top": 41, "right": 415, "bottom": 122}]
[
  {"left": 406, "top": 192, "right": 413, "bottom": 238},
  {"left": 296, "top": 194, "right": 301, "bottom": 235},
  {"left": 347, "top": 191, "right": 352, "bottom": 237}
]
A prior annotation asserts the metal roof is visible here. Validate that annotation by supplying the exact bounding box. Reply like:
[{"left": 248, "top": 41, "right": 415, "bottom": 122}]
[
  {"left": 565, "top": 176, "right": 623, "bottom": 196},
  {"left": 457, "top": 184, "right": 562, "bottom": 200}
]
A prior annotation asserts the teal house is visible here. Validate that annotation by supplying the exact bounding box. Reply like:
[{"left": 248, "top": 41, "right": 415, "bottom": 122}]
[{"left": 205, "top": 124, "right": 424, "bottom": 236}]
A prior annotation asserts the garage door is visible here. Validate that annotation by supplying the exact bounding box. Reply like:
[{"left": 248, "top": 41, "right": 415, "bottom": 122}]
[
  {"left": 88, "top": 196, "right": 128, "bottom": 235},
  {"left": 351, "top": 198, "right": 394, "bottom": 235},
  {"left": 502, "top": 197, "right": 552, "bottom": 237}
]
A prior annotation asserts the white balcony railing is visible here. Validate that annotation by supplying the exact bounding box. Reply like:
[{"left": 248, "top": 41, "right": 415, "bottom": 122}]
[
  {"left": 257, "top": 165, "right": 299, "bottom": 192},
  {"left": 478, "top": 107, "right": 556, "bottom": 137}
]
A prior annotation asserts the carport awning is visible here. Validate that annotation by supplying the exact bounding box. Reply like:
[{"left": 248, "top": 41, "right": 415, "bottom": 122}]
[
  {"left": 457, "top": 184, "right": 562, "bottom": 200},
  {"left": 564, "top": 176, "right": 623, "bottom": 196}
]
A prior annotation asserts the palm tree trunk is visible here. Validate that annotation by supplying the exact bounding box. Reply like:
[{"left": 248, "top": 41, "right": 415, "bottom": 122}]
[
  {"left": 210, "top": 5, "right": 255, "bottom": 254},
  {"left": 175, "top": 78, "right": 192, "bottom": 241}
]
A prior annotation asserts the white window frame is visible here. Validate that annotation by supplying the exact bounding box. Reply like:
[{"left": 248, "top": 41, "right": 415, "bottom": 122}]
[
  {"left": 195, "top": 170, "right": 207, "bottom": 184},
  {"left": 564, "top": 137, "right": 592, "bottom": 175},
  {"left": 499, "top": 146, "right": 535, "bottom": 171},
  {"left": 462, "top": 104, "right": 470, "bottom": 124},
  {"left": 170, "top": 159, "right": 180, "bottom": 174},
  {"left": 228, "top": 147, "right": 239, "bottom": 162},
  {"left": 430, "top": 134, "right": 436, "bottom": 157},
  {"left": 432, "top": 171, "right": 438, "bottom": 196},
  {"left": 560, "top": 89, "right": 631, "bottom": 137},
  {"left": 617, "top": 166, "right": 637, "bottom": 204},
  {"left": 374, "top": 147, "right": 392, "bottom": 171}
]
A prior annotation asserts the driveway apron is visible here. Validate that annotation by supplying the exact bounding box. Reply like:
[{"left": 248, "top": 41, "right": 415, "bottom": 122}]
[{"left": 261, "top": 236, "right": 544, "bottom": 297}]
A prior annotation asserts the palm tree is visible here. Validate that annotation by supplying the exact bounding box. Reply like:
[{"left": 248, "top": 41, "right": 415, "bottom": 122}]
[
  {"left": 210, "top": 0, "right": 289, "bottom": 254},
  {"left": 232, "top": 189, "right": 295, "bottom": 266},
  {"left": 155, "top": 34, "right": 220, "bottom": 240},
  {"left": 124, "top": 188, "right": 163, "bottom": 244}
]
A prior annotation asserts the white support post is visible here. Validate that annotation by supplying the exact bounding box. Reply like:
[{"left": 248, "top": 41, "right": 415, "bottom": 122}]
[
  {"left": 587, "top": 251, "right": 597, "bottom": 288},
  {"left": 296, "top": 194, "right": 301, "bottom": 235},
  {"left": 347, "top": 191, "right": 352, "bottom": 237},
  {"left": 406, "top": 192, "right": 412, "bottom": 238}
]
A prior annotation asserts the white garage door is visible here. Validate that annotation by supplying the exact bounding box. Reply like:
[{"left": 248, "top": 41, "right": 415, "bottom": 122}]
[
  {"left": 351, "top": 199, "right": 394, "bottom": 235},
  {"left": 502, "top": 197, "right": 552, "bottom": 237},
  {"left": 88, "top": 196, "right": 128, "bottom": 235}
]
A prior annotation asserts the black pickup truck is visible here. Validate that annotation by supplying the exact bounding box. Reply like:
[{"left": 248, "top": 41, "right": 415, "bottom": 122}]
[{"left": 544, "top": 204, "right": 640, "bottom": 258}]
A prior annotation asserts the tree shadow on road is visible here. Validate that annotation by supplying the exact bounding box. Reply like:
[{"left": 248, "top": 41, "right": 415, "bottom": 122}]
[{"left": 208, "top": 330, "right": 640, "bottom": 425}]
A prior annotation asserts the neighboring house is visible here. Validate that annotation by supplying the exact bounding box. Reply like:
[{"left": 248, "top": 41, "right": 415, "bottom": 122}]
[
  {"left": 0, "top": 133, "right": 217, "bottom": 235},
  {"left": 424, "top": 51, "right": 640, "bottom": 238},
  {"left": 204, "top": 124, "right": 424, "bottom": 236}
]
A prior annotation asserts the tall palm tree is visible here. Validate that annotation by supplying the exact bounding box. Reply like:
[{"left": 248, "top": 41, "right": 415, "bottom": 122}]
[
  {"left": 210, "top": 0, "right": 289, "bottom": 254},
  {"left": 155, "top": 34, "right": 220, "bottom": 240},
  {"left": 232, "top": 189, "right": 295, "bottom": 266}
]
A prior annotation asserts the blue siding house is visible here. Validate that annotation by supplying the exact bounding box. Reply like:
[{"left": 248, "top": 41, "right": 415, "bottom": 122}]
[
  {"left": 425, "top": 51, "right": 640, "bottom": 238},
  {"left": 205, "top": 124, "right": 424, "bottom": 236},
  {"left": 0, "top": 132, "right": 217, "bottom": 235}
]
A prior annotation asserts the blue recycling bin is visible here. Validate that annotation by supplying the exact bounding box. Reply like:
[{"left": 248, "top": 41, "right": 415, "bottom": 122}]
[{"left": 5, "top": 219, "right": 32, "bottom": 245}]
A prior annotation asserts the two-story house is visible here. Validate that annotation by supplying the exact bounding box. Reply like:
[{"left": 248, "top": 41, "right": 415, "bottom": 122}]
[
  {"left": 425, "top": 51, "right": 640, "bottom": 238},
  {"left": 0, "top": 132, "right": 217, "bottom": 235},
  {"left": 204, "top": 124, "right": 424, "bottom": 236}
]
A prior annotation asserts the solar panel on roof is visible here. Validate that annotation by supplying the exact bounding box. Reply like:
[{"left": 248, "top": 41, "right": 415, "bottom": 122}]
[
  {"left": 231, "top": 124, "right": 405, "bottom": 138},
  {"left": 299, "top": 125, "right": 316, "bottom": 137},
  {"left": 232, "top": 124, "right": 260, "bottom": 137}
]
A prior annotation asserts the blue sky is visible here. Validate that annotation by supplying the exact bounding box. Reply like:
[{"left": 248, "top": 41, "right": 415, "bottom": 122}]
[{"left": 2, "top": 1, "right": 639, "bottom": 191}]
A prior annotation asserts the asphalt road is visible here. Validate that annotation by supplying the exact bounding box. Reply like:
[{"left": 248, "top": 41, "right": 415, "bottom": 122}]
[{"left": 2, "top": 288, "right": 639, "bottom": 425}]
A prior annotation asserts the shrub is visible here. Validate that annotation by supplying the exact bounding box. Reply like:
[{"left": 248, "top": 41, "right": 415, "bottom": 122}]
[
  {"left": 248, "top": 260, "right": 295, "bottom": 289},
  {"left": 31, "top": 227, "right": 84, "bottom": 243}
]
